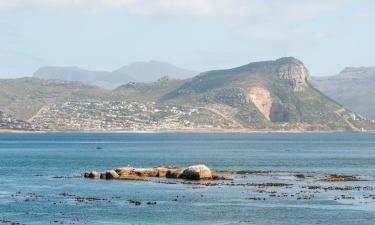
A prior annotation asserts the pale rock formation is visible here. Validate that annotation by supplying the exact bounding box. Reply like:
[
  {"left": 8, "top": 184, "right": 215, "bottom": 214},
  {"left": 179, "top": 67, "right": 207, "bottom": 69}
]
[
  {"left": 277, "top": 59, "right": 309, "bottom": 91},
  {"left": 248, "top": 87, "right": 273, "bottom": 120},
  {"left": 180, "top": 165, "right": 212, "bottom": 180}
]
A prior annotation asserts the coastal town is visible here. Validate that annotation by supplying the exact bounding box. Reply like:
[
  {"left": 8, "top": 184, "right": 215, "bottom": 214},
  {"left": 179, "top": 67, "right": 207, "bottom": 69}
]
[
  {"left": 0, "top": 111, "right": 33, "bottom": 131},
  {"left": 27, "top": 100, "right": 231, "bottom": 131}
]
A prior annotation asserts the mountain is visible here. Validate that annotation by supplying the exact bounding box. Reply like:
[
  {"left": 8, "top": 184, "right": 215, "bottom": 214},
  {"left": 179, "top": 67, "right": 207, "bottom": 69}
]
[
  {"left": 312, "top": 66, "right": 375, "bottom": 120},
  {"left": 2, "top": 57, "right": 374, "bottom": 131},
  {"left": 113, "top": 61, "right": 197, "bottom": 82},
  {"left": 33, "top": 61, "right": 197, "bottom": 89},
  {"left": 160, "top": 57, "right": 373, "bottom": 131},
  {"left": 33, "top": 66, "right": 134, "bottom": 89}
]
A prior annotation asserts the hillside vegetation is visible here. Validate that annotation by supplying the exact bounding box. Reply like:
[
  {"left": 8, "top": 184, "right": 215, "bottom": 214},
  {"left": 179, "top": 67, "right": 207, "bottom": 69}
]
[{"left": 1, "top": 58, "right": 374, "bottom": 131}]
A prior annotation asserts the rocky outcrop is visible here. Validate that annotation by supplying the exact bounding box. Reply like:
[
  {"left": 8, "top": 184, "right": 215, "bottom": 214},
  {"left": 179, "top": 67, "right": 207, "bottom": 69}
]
[
  {"left": 105, "top": 170, "right": 120, "bottom": 179},
  {"left": 248, "top": 87, "right": 290, "bottom": 123},
  {"left": 84, "top": 165, "right": 220, "bottom": 181},
  {"left": 277, "top": 58, "right": 309, "bottom": 92},
  {"left": 179, "top": 165, "right": 212, "bottom": 180},
  {"left": 84, "top": 171, "right": 100, "bottom": 179},
  {"left": 166, "top": 169, "right": 183, "bottom": 178},
  {"left": 248, "top": 87, "right": 273, "bottom": 120}
]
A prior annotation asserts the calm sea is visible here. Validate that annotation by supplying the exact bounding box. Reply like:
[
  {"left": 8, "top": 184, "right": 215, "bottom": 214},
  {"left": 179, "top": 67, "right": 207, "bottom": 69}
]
[{"left": 1, "top": 132, "right": 375, "bottom": 225}]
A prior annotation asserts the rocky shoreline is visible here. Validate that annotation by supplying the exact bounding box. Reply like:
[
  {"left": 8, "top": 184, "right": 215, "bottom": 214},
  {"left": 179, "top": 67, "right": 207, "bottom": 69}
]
[
  {"left": 4, "top": 165, "right": 375, "bottom": 225},
  {"left": 84, "top": 164, "right": 222, "bottom": 181},
  {"left": 2, "top": 128, "right": 373, "bottom": 133},
  {"left": 83, "top": 164, "right": 367, "bottom": 184}
]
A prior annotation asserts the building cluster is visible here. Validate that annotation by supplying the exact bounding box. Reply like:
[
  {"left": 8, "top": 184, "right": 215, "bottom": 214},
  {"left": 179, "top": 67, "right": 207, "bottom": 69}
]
[
  {"left": 29, "top": 101, "right": 216, "bottom": 131},
  {"left": 0, "top": 111, "right": 32, "bottom": 130}
]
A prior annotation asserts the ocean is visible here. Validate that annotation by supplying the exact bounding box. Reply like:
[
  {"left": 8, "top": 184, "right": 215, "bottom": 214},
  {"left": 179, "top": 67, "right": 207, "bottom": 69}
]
[{"left": 1, "top": 132, "right": 375, "bottom": 225}]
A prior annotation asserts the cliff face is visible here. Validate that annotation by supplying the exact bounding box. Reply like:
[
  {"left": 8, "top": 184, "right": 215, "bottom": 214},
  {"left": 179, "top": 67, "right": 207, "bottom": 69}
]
[{"left": 276, "top": 58, "right": 309, "bottom": 91}]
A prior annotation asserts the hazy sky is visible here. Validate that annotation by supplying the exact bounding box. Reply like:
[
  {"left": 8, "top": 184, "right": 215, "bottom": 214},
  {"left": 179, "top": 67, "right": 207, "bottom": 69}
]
[{"left": 0, "top": 0, "right": 374, "bottom": 78}]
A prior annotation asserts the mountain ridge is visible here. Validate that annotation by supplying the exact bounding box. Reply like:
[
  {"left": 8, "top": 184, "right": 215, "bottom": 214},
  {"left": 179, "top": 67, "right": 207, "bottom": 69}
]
[
  {"left": 313, "top": 66, "right": 375, "bottom": 120},
  {"left": 1, "top": 57, "right": 373, "bottom": 132},
  {"left": 33, "top": 61, "right": 197, "bottom": 89}
]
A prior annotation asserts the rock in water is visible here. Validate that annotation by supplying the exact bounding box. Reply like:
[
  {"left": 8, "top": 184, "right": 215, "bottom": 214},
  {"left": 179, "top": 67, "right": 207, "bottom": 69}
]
[
  {"left": 133, "top": 168, "right": 158, "bottom": 177},
  {"left": 86, "top": 171, "right": 100, "bottom": 179},
  {"left": 105, "top": 170, "right": 119, "bottom": 179},
  {"left": 180, "top": 165, "right": 212, "bottom": 180},
  {"left": 156, "top": 167, "right": 170, "bottom": 177},
  {"left": 166, "top": 169, "right": 183, "bottom": 178}
]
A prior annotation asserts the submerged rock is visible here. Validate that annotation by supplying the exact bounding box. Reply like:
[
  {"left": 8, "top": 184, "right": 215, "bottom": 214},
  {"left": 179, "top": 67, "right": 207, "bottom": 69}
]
[
  {"left": 128, "top": 199, "right": 141, "bottom": 205},
  {"left": 180, "top": 165, "right": 212, "bottom": 180},
  {"left": 319, "top": 175, "right": 364, "bottom": 182},
  {"left": 211, "top": 172, "right": 222, "bottom": 180},
  {"left": 118, "top": 174, "right": 149, "bottom": 181}
]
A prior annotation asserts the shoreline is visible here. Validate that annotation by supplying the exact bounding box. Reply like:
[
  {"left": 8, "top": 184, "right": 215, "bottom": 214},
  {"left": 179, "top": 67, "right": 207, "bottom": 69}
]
[{"left": 1, "top": 128, "right": 374, "bottom": 134}]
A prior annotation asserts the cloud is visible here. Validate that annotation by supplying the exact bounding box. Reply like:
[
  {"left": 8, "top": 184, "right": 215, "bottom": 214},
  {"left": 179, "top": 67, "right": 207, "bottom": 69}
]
[
  {"left": 352, "top": 11, "right": 373, "bottom": 20},
  {"left": 0, "top": 0, "right": 347, "bottom": 18},
  {"left": 0, "top": 0, "right": 268, "bottom": 17},
  {"left": 239, "top": 24, "right": 306, "bottom": 42},
  {"left": 121, "top": 0, "right": 268, "bottom": 17},
  {"left": 237, "top": 0, "right": 347, "bottom": 42},
  {"left": 274, "top": 1, "right": 341, "bottom": 21}
]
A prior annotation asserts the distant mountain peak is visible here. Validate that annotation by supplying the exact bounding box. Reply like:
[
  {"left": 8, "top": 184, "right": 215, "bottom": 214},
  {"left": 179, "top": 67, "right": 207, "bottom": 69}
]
[
  {"left": 275, "top": 56, "right": 303, "bottom": 65},
  {"left": 231, "top": 57, "right": 310, "bottom": 91},
  {"left": 33, "top": 61, "right": 197, "bottom": 89},
  {"left": 113, "top": 60, "right": 198, "bottom": 82},
  {"left": 340, "top": 66, "right": 375, "bottom": 75}
]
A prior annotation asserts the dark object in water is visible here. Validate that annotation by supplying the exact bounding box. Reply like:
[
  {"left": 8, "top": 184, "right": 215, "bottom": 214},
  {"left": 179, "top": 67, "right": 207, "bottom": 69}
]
[
  {"left": 295, "top": 174, "right": 305, "bottom": 179},
  {"left": 128, "top": 199, "right": 141, "bottom": 205},
  {"left": 96, "top": 146, "right": 103, "bottom": 150}
]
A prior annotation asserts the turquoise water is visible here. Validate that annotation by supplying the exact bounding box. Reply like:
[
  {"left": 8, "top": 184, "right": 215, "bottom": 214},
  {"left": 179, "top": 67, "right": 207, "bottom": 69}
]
[{"left": 1, "top": 133, "right": 375, "bottom": 224}]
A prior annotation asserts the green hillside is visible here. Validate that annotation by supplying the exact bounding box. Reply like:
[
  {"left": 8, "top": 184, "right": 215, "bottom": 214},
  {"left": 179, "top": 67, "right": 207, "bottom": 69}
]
[
  {"left": 0, "top": 58, "right": 373, "bottom": 131},
  {"left": 114, "top": 76, "right": 186, "bottom": 101},
  {"left": 0, "top": 78, "right": 111, "bottom": 120}
]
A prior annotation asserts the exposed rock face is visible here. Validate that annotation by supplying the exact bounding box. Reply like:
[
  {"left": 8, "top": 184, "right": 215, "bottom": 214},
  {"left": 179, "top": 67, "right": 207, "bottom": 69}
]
[
  {"left": 180, "top": 165, "right": 212, "bottom": 180},
  {"left": 277, "top": 58, "right": 309, "bottom": 91},
  {"left": 248, "top": 87, "right": 273, "bottom": 120},
  {"left": 248, "top": 87, "right": 290, "bottom": 123}
]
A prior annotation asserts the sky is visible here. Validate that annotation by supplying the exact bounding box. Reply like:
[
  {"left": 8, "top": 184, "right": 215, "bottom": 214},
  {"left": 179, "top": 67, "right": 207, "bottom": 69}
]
[{"left": 0, "top": 0, "right": 374, "bottom": 78}]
